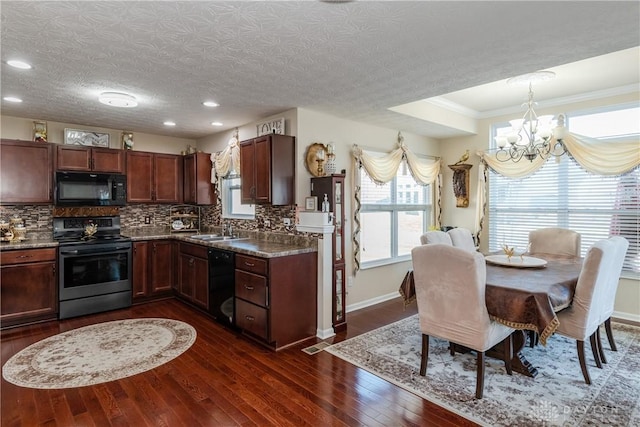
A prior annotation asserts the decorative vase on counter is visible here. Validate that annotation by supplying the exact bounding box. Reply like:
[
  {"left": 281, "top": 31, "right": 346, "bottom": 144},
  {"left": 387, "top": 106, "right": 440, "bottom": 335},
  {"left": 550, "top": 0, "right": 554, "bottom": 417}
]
[{"left": 325, "top": 153, "right": 337, "bottom": 175}]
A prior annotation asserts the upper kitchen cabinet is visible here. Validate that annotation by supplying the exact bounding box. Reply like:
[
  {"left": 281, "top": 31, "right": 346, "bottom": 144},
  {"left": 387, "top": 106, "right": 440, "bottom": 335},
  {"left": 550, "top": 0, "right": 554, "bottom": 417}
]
[
  {"left": 126, "top": 151, "right": 183, "bottom": 203},
  {"left": 0, "top": 139, "right": 53, "bottom": 204},
  {"left": 56, "top": 145, "right": 125, "bottom": 173},
  {"left": 240, "top": 134, "right": 295, "bottom": 205},
  {"left": 184, "top": 152, "right": 216, "bottom": 205}
]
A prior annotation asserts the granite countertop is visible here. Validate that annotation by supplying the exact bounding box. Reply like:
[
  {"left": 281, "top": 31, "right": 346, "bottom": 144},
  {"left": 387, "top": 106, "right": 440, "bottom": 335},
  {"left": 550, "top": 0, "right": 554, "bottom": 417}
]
[
  {"left": 0, "top": 238, "right": 59, "bottom": 250},
  {"left": 122, "top": 229, "right": 316, "bottom": 258},
  {"left": 1, "top": 230, "right": 316, "bottom": 258}
]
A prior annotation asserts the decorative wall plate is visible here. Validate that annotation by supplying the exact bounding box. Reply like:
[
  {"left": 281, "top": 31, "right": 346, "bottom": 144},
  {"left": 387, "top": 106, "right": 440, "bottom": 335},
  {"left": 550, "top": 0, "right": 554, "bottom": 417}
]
[
  {"left": 305, "top": 142, "right": 327, "bottom": 177},
  {"left": 171, "top": 220, "right": 184, "bottom": 230}
]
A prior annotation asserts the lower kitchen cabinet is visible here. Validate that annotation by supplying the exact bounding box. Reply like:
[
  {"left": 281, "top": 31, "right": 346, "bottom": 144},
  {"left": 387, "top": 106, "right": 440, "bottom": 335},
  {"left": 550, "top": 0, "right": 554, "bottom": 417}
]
[
  {"left": 132, "top": 240, "right": 174, "bottom": 303},
  {"left": 177, "top": 242, "right": 209, "bottom": 310},
  {"left": 235, "top": 251, "right": 317, "bottom": 350},
  {"left": 0, "top": 247, "right": 58, "bottom": 328}
]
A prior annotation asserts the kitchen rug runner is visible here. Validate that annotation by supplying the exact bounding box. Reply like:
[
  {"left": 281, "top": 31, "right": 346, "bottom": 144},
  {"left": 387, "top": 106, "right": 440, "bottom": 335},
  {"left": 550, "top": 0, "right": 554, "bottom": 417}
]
[{"left": 2, "top": 318, "right": 196, "bottom": 389}]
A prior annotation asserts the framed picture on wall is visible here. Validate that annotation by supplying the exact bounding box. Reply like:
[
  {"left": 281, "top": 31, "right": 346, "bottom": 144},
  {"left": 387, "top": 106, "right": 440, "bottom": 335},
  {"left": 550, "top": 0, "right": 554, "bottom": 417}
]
[{"left": 64, "top": 128, "right": 110, "bottom": 147}]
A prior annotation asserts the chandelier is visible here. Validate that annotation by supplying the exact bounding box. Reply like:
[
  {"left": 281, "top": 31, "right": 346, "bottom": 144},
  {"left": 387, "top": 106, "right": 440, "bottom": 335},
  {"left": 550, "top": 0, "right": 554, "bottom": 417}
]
[{"left": 494, "top": 71, "right": 567, "bottom": 162}]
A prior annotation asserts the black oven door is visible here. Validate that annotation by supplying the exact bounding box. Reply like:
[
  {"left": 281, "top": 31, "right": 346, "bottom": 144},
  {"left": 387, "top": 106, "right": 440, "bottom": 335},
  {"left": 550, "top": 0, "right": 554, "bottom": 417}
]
[{"left": 59, "top": 242, "right": 132, "bottom": 302}]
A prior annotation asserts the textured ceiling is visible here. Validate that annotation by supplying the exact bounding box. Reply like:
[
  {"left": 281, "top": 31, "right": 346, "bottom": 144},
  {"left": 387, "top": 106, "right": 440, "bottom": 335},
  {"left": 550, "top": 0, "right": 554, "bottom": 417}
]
[{"left": 1, "top": 1, "right": 639, "bottom": 140}]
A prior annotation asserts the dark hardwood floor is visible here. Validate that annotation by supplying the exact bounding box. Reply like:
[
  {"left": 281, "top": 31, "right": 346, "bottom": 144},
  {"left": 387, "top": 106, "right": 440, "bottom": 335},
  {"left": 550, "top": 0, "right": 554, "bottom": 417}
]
[{"left": 1, "top": 298, "right": 476, "bottom": 426}]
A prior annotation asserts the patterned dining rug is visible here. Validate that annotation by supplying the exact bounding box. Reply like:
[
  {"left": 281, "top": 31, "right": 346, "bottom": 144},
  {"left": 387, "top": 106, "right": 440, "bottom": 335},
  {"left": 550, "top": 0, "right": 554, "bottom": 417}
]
[
  {"left": 2, "top": 318, "right": 196, "bottom": 389},
  {"left": 325, "top": 315, "right": 640, "bottom": 426}
]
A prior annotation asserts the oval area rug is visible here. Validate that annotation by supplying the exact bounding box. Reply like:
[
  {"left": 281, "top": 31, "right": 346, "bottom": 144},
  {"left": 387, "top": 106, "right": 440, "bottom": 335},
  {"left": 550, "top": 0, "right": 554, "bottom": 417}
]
[{"left": 2, "top": 318, "right": 196, "bottom": 389}]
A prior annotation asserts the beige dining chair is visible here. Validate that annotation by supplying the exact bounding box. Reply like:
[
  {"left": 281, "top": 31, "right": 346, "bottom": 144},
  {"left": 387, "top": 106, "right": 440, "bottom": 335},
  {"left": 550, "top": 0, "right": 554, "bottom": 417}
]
[
  {"left": 447, "top": 227, "right": 477, "bottom": 252},
  {"left": 555, "top": 237, "right": 619, "bottom": 385},
  {"left": 527, "top": 227, "right": 581, "bottom": 348},
  {"left": 596, "top": 236, "right": 629, "bottom": 362},
  {"left": 411, "top": 244, "right": 514, "bottom": 399},
  {"left": 528, "top": 228, "right": 581, "bottom": 257},
  {"left": 419, "top": 230, "right": 452, "bottom": 246}
]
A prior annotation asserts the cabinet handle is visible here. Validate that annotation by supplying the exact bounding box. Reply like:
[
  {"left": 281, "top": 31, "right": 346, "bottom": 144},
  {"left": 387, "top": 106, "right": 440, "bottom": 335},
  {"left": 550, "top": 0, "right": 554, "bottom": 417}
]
[
  {"left": 244, "top": 315, "right": 255, "bottom": 321},
  {"left": 52, "top": 265, "right": 56, "bottom": 275},
  {"left": 244, "top": 262, "right": 255, "bottom": 267},
  {"left": 16, "top": 255, "right": 33, "bottom": 259},
  {"left": 244, "top": 285, "right": 254, "bottom": 291},
  {"left": 189, "top": 258, "right": 194, "bottom": 265}
]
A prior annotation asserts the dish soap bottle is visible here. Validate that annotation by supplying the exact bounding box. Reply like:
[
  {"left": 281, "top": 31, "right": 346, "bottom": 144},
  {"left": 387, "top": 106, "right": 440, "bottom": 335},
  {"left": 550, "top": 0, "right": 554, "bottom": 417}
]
[{"left": 321, "top": 194, "right": 330, "bottom": 212}]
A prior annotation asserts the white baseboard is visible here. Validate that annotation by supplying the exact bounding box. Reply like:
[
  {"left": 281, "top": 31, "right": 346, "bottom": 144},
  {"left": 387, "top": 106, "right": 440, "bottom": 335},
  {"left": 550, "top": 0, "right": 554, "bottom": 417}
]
[
  {"left": 345, "top": 291, "right": 401, "bottom": 314},
  {"left": 612, "top": 310, "right": 640, "bottom": 325},
  {"left": 316, "top": 328, "right": 336, "bottom": 339}
]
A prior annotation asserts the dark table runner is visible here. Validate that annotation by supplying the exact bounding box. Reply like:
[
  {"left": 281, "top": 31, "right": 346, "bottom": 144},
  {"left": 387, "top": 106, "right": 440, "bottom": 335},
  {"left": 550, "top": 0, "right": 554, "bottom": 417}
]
[{"left": 399, "top": 254, "right": 582, "bottom": 345}]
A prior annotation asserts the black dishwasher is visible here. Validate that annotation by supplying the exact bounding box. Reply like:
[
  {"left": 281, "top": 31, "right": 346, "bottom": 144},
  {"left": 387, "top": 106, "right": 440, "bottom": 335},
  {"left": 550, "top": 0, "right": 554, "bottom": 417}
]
[{"left": 208, "top": 248, "right": 236, "bottom": 327}]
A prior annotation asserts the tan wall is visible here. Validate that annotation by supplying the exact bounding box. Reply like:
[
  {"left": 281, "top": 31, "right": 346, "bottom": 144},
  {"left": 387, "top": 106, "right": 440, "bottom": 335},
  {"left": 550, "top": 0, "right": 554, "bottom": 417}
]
[
  {"left": 1, "top": 115, "right": 194, "bottom": 154},
  {"left": 297, "top": 108, "right": 441, "bottom": 308},
  {"left": 438, "top": 91, "right": 640, "bottom": 321}
]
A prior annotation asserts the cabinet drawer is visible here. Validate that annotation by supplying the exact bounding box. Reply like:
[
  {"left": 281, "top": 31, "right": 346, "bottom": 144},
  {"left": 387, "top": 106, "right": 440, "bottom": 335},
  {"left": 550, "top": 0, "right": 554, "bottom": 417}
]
[
  {"left": 235, "top": 270, "right": 268, "bottom": 307},
  {"left": 1, "top": 248, "right": 56, "bottom": 265},
  {"left": 179, "top": 242, "right": 208, "bottom": 259},
  {"left": 235, "top": 299, "right": 268, "bottom": 340},
  {"left": 236, "top": 254, "right": 267, "bottom": 275}
]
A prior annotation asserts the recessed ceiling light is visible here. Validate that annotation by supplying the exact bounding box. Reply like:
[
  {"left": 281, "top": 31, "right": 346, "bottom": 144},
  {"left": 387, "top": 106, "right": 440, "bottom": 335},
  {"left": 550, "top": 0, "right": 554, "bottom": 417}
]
[
  {"left": 98, "top": 92, "right": 138, "bottom": 108},
  {"left": 211, "top": 121, "right": 223, "bottom": 126},
  {"left": 163, "top": 121, "right": 176, "bottom": 126},
  {"left": 3, "top": 96, "right": 23, "bottom": 103},
  {"left": 203, "top": 101, "right": 219, "bottom": 107},
  {"left": 6, "top": 60, "right": 32, "bottom": 70}
]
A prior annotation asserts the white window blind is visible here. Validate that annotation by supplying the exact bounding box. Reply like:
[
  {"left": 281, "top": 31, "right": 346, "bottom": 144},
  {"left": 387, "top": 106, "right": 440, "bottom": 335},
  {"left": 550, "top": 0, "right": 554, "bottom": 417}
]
[{"left": 489, "top": 105, "right": 639, "bottom": 276}]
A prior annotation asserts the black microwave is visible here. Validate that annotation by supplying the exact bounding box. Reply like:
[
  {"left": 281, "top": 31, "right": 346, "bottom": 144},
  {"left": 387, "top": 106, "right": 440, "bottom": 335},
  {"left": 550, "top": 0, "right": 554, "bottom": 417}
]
[{"left": 55, "top": 171, "right": 127, "bottom": 206}]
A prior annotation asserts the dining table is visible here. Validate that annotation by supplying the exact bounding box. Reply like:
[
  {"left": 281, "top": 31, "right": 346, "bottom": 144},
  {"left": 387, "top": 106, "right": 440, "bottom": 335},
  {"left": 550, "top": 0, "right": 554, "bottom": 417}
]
[{"left": 399, "top": 252, "right": 583, "bottom": 377}]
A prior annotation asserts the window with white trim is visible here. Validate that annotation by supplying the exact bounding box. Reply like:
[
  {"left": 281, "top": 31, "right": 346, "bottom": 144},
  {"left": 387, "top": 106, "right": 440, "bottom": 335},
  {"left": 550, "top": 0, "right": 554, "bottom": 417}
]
[
  {"left": 221, "top": 177, "right": 255, "bottom": 219},
  {"left": 488, "top": 105, "right": 639, "bottom": 276},
  {"left": 360, "top": 158, "right": 431, "bottom": 267}
]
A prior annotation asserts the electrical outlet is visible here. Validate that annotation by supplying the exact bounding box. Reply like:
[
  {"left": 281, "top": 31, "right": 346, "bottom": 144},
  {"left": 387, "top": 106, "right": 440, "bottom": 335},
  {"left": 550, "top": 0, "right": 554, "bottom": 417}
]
[
  {"left": 347, "top": 276, "right": 354, "bottom": 287},
  {"left": 144, "top": 216, "right": 151, "bottom": 224},
  {"left": 283, "top": 218, "right": 291, "bottom": 226},
  {"left": 264, "top": 219, "right": 271, "bottom": 227}
]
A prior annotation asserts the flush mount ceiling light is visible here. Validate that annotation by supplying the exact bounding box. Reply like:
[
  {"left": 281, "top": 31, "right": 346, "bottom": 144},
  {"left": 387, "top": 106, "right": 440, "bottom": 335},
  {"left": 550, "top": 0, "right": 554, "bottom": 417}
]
[
  {"left": 98, "top": 92, "right": 138, "bottom": 108},
  {"left": 211, "top": 121, "right": 223, "bottom": 126},
  {"left": 163, "top": 121, "right": 176, "bottom": 126},
  {"left": 6, "top": 60, "right": 32, "bottom": 69},
  {"left": 203, "top": 101, "right": 219, "bottom": 107},
  {"left": 3, "top": 96, "right": 23, "bottom": 103}
]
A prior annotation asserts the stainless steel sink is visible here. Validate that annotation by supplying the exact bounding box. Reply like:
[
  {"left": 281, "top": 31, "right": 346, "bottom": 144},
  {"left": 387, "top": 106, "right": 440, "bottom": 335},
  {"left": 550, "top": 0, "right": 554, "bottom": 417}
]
[{"left": 190, "top": 234, "right": 247, "bottom": 242}]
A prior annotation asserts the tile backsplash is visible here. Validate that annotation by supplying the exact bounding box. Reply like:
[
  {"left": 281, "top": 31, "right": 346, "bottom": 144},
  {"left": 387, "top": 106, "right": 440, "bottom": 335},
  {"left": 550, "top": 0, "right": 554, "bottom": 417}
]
[{"left": 1, "top": 203, "right": 301, "bottom": 236}]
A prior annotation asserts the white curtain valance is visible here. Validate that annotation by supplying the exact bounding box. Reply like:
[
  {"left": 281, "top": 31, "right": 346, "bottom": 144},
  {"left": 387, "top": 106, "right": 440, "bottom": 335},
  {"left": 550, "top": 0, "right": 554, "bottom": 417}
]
[
  {"left": 210, "top": 135, "right": 241, "bottom": 184},
  {"left": 351, "top": 133, "right": 441, "bottom": 274},
  {"left": 477, "top": 132, "right": 640, "bottom": 179}
]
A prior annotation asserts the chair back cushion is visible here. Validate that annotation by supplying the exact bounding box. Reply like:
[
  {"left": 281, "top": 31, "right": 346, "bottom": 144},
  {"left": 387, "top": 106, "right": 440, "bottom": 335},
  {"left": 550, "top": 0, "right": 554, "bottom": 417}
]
[
  {"left": 447, "top": 227, "right": 476, "bottom": 252},
  {"left": 529, "top": 228, "right": 581, "bottom": 257},
  {"left": 598, "top": 236, "right": 629, "bottom": 321},
  {"left": 556, "top": 238, "right": 617, "bottom": 340},
  {"left": 411, "top": 244, "right": 510, "bottom": 351},
  {"left": 420, "top": 231, "right": 452, "bottom": 245}
]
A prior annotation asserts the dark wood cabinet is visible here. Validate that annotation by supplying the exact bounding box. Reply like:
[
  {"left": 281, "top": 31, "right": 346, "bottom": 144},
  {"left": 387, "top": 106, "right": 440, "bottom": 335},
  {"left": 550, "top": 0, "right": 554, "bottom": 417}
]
[
  {"left": 184, "top": 152, "right": 215, "bottom": 205},
  {"left": 240, "top": 134, "right": 295, "bottom": 205},
  {"left": 132, "top": 239, "right": 174, "bottom": 303},
  {"left": 177, "top": 242, "right": 208, "bottom": 310},
  {"left": 126, "top": 151, "right": 183, "bottom": 203},
  {"left": 311, "top": 174, "right": 347, "bottom": 331},
  {"left": 56, "top": 145, "right": 125, "bottom": 173},
  {"left": 0, "top": 248, "right": 57, "bottom": 328},
  {"left": 0, "top": 139, "right": 53, "bottom": 204},
  {"left": 235, "top": 251, "right": 316, "bottom": 350}
]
